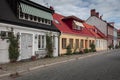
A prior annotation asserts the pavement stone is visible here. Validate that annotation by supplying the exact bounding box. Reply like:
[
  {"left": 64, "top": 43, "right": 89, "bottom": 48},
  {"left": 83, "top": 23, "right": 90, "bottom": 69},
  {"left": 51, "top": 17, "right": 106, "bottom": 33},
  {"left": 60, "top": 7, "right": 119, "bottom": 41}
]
[{"left": 0, "top": 49, "right": 117, "bottom": 78}]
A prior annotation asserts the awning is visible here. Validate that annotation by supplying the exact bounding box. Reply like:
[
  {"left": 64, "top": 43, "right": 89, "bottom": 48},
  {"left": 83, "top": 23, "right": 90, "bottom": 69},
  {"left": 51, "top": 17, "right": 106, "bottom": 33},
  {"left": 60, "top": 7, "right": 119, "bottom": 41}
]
[
  {"left": 20, "top": 3, "right": 53, "bottom": 20},
  {"left": 73, "top": 20, "right": 84, "bottom": 27}
]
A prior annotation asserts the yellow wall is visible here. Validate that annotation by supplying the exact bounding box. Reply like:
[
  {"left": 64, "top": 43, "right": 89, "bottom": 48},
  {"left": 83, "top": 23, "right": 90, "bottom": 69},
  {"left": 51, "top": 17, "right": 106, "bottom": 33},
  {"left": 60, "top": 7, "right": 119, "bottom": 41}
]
[{"left": 59, "top": 33, "right": 95, "bottom": 55}]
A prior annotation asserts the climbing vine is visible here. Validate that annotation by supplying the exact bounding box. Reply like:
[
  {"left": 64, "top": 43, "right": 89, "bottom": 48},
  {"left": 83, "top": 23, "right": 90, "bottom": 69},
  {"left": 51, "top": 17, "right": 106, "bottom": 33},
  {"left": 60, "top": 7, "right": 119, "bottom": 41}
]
[
  {"left": 8, "top": 28, "right": 19, "bottom": 62},
  {"left": 46, "top": 33, "right": 53, "bottom": 58}
]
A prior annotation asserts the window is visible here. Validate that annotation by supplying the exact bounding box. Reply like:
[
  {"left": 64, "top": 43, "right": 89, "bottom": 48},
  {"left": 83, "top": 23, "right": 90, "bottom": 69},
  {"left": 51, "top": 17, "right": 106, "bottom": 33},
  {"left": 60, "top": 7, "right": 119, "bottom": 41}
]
[
  {"left": 25, "top": 14, "right": 28, "bottom": 19},
  {"left": 42, "top": 18, "right": 44, "bottom": 23},
  {"left": 34, "top": 16, "right": 37, "bottom": 21},
  {"left": 45, "top": 19, "right": 48, "bottom": 24},
  {"left": 54, "top": 19, "right": 60, "bottom": 24},
  {"left": 76, "top": 39, "right": 79, "bottom": 48},
  {"left": 62, "top": 38, "right": 67, "bottom": 49},
  {"left": 38, "top": 35, "right": 45, "bottom": 49},
  {"left": 89, "top": 40, "right": 91, "bottom": 47},
  {"left": 0, "top": 31, "right": 13, "bottom": 39},
  {"left": 20, "top": 12, "right": 24, "bottom": 18},
  {"left": 96, "top": 40, "right": 99, "bottom": 48},
  {"left": 38, "top": 18, "right": 41, "bottom": 22},
  {"left": 80, "top": 39, "right": 84, "bottom": 48},
  {"left": 73, "top": 20, "right": 84, "bottom": 30},
  {"left": 38, "top": 35, "right": 41, "bottom": 49},
  {"left": 30, "top": 15, "right": 33, "bottom": 20},
  {"left": 69, "top": 39, "right": 73, "bottom": 48},
  {"left": 48, "top": 20, "right": 51, "bottom": 25},
  {"left": 42, "top": 35, "right": 45, "bottom": 48}
]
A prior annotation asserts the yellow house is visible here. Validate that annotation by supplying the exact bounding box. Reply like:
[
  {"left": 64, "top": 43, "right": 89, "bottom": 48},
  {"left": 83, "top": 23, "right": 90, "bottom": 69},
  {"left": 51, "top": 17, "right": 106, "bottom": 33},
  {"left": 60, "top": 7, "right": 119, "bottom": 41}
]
[
  {"left": 60, "top": 33, "right": 95, "bottom": 55},
  {"left": 53, "top": 13, "right": 96, "bottom": 55}
]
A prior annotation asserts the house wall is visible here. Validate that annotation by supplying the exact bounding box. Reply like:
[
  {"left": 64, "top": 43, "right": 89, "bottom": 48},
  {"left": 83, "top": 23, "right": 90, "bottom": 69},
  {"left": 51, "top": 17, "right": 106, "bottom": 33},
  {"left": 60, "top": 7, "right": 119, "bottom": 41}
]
[
  {"left": 86, "top": 16, "right": 107, "bottom": 36},
  {"left": 114, "top": 28, "right": 118, "bottom": 47},
  {"left": 59, "top": 33, "right": 95, "bottom": 55},
  {"left": 0, "top": 22, "right": 59, "bottom": 63},
  {"left": 96, "top": 39, "right": 107, "bottom": 51},
  {"left": 108, "top": 26, "right": 114, "bottom": 36}
]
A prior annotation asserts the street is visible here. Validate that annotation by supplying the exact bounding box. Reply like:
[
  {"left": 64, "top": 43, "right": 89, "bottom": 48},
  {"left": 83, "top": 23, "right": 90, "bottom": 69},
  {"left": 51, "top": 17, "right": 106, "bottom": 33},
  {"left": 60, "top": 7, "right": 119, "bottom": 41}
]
[{"left": 1, "top": 50, "right": 120, "bottom": 80}]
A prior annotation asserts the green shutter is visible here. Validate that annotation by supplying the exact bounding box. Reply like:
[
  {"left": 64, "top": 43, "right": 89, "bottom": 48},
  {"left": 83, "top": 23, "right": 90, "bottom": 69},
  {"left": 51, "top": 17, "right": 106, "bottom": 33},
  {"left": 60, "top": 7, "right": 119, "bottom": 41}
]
[{"left": 20, "top": 3, "right": 53, "bottom": 20}]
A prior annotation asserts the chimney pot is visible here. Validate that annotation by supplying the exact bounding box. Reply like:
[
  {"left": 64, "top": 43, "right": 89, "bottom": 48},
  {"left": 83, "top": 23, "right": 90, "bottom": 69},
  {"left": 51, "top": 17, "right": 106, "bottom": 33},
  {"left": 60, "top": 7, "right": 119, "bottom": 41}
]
[
  {"left": 96, "top": 12, "right": 99, "bottom": 18},
  {"left": 50, "top": 6, "right": 54, "bottom": 10},
  {"left": 91, "top": 9, "right": 96, "bottom": 16}
]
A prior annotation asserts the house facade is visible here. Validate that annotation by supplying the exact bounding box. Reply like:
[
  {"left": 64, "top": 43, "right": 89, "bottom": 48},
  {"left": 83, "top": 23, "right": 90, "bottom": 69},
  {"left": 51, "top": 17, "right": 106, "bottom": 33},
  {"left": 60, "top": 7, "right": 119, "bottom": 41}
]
[
  {"left": 84, "top": 23, "right": 107, "bottom": 51},
  {"left": 53, "top": 13, "right": 96, "bottom": 55},
  {"left": 0, "top": 0, "right": 59, "bottom": 63},
  {"left": 117, "top": 29, "right": 120, "bottom": 45},
  {"left": 86, "top": 9, "right": 115, "bottom": 48}
]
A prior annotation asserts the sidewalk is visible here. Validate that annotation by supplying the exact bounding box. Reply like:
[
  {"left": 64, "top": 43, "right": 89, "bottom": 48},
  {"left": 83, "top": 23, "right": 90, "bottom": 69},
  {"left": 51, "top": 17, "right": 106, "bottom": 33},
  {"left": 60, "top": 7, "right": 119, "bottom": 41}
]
[{"left": 0, "top": 49, "right": 117, "bottom": 78}]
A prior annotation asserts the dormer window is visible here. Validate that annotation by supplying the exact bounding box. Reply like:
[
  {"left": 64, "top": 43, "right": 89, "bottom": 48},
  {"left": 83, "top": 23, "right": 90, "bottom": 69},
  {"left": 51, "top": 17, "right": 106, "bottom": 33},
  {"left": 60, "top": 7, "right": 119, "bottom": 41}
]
[
  {"left": 30, "top": 15, "right": 33, "bottom": 20},
  {"left": 25, "top": 14, "right": 28, "bottom": 19},
  {"left": 54, "top": 19, "right": 60, "bottom": 24},
  {"left": 73, "top": 20, "right": 84, "bottom": 30},
  {"left": 18, "top": 2, "right": 52, "bottom": 25},
  {"left": 34, "top": 16, "right": 37, "bottom": 21}
]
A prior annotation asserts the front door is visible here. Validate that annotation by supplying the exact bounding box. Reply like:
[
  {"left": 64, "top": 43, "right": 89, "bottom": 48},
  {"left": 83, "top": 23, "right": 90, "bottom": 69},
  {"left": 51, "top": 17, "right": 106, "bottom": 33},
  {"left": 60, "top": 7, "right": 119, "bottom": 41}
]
[{"left": 21, "top": 33, "right": 33, "bottom": 60}]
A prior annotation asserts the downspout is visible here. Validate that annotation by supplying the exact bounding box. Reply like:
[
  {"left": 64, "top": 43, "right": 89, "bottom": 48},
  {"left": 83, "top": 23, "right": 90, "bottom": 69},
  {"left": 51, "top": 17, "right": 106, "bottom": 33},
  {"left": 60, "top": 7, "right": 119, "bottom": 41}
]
[
  {"left": 58, "top": 31, "right": 61, "bottom": 56},
  {"left": 107, "top": 24, "right": 108, "bottom": 50}
]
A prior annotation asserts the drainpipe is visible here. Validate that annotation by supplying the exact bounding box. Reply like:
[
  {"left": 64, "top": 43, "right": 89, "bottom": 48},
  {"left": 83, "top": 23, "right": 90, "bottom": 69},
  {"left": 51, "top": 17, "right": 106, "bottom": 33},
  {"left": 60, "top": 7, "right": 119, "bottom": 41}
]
[{"left": 58, "top": 31, "right": 61, "bottom": 56}]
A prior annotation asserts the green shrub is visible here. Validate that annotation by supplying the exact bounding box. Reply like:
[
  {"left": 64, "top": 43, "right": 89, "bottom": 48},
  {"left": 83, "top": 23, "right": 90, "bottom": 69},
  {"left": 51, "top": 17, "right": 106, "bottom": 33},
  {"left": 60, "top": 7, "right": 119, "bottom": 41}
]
[
  {"left": 89, "top": 49, "right": 92, "bottom": 52},
  {"left": 90, "top": 43, "right": 96, "bottom": 52},
  {"left": 73, "top": 52, "right": 79, "bottom": 54},
  {"left": 108, "top": 44, "right": 113, "bottom": 50},
  {"left": 8, "top": 30, "right": 19, "bottom": 62},
  {"left": 115, "top": 44, "right": 119, "bottom": 49},
  {"left": 46, "top": 34, "right": 53, "bottom": 58},
  {"left": 66, "top": 44, "right": 72, "bottom": 55},
  {"left": 84, "top": 48, "right": 89, "bottom": 53}
]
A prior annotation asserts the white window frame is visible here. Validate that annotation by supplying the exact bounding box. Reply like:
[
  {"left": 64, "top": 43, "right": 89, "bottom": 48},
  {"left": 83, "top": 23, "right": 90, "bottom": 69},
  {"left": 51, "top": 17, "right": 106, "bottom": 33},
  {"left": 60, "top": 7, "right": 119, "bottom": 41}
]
[{"left": 38, "top": 35, "right": 46, "bottom": 50}]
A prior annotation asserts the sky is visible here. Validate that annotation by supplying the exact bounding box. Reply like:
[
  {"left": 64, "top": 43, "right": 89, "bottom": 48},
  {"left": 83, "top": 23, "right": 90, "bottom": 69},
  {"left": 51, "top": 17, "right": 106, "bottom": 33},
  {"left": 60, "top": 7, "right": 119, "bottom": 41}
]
[{"left": 31, "top": 0, "right": 120, "bottom": 29}]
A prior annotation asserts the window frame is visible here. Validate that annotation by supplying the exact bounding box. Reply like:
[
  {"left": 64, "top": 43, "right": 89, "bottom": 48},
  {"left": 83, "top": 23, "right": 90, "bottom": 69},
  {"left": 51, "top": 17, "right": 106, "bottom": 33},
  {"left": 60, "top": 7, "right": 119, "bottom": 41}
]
[{"left": 62, "top": 38, "right": 67, "bottom": 49}]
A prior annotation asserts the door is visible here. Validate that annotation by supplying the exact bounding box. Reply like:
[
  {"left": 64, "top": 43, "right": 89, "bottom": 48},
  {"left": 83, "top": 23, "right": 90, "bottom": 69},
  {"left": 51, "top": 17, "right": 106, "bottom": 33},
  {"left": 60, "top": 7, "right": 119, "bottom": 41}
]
[{"left": 21, "top": 33, "right": 33, "bottom": 60}]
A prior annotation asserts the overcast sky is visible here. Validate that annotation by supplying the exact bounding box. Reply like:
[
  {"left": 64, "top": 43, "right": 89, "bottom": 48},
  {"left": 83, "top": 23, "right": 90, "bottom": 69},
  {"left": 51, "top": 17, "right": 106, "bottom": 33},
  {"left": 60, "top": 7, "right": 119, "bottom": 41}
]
[{"left": 31, "top": 0, "right": 120, "bottom": 29}]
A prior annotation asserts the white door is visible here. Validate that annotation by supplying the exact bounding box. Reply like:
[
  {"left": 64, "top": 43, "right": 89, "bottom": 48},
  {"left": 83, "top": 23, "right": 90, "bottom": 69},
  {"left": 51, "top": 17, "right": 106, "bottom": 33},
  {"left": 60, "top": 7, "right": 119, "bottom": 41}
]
[{"left": 21, "top": 33, "right": 33, "bottom": 60}]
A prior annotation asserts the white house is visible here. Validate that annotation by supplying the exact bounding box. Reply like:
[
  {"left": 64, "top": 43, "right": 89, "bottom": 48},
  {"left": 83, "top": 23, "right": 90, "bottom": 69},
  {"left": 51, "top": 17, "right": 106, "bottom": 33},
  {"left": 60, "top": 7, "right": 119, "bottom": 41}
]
[
  {"left": 86, "top": 9, "right": 116, "bottom": 48},
  {"left": 0, "top": 0, "right": 60, "bottom": 63}
]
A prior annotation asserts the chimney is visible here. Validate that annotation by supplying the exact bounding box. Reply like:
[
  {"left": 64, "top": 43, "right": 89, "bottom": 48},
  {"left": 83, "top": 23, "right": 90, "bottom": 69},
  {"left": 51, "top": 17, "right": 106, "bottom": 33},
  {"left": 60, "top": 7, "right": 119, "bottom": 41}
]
[
  {"left": 50, "top": 6, "right": 54, "bottom": 10},
  {"left": 96, "top": 12, "right": 99, "bottom": 18},
  {"left": 100, "top": 15, "right": 103, "bottom": 19},
  {"left": 91, "top": 9, "right": 96, "bottom": 16}
]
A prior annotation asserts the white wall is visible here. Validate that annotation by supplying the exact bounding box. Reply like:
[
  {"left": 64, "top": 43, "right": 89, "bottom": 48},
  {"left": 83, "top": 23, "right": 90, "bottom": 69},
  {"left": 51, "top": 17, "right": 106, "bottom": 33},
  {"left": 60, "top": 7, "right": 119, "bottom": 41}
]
[
  {"left": 0, "top": 22, "right": 59, "bottom": 63},
  {"left": 114, "top": 29, "right": 118, "bottom": 47},
  {"left": 86, "top": 16, "right": 107, "bottom": 36},
  {"left": 96, "top": 39, "right": 107, "bottom": 51}
]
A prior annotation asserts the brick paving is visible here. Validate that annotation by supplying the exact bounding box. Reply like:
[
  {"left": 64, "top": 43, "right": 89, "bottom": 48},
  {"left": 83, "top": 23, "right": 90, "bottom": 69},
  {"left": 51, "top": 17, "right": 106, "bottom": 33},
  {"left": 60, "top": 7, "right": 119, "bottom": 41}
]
[{"left": 0, "top": 49, "right": 115, "bottom": 78}]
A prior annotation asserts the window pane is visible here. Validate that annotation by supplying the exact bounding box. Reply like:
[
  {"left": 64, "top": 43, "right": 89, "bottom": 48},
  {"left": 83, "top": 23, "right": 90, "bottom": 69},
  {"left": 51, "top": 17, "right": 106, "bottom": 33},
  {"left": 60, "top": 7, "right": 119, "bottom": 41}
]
[
  {"left": 62, "top": 38, "right": 66, "bottom": 49},
  {"left": 42, "top": 35, "right": 44, "bottom": 48},
  {"left": 80, "top": 39, "right": 84, "bottom": 48},
  {"left": 69, "top": 39, "right": 73, "bottom": 48},
  {"left": 38, "top": 35, "right": 41, "bottom": 49},
  {"left": 76, "top": 39, "right": 79, "bottom": 48}
]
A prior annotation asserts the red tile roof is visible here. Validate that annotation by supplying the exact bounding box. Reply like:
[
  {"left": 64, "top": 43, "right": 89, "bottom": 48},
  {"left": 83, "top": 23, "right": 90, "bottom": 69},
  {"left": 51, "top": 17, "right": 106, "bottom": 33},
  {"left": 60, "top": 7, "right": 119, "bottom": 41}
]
[
  {"left": 53, "top": 13, "right": 95, "bottom": 37},
  {"left": 83, "top": 22, "right": 106, "bottom": 39}
]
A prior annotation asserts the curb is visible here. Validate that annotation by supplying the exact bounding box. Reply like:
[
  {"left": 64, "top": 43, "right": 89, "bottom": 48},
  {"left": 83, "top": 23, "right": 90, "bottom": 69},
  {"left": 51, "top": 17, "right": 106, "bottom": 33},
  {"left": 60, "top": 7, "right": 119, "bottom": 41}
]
[{"left": 0, "top": 50, "right": 110, "bottom": 78}]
